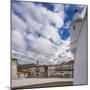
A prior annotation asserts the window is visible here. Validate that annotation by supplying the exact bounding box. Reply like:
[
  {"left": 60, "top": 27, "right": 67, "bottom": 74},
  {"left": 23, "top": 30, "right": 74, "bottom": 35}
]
[{"left": 73, "top": 25, "right": 76, "bottom": 30}]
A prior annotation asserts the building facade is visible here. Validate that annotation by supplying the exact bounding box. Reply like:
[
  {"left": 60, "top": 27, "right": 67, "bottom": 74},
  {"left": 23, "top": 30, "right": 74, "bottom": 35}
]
[
  {"left": 18, "top": 64, "right": 48, "bottom": 78},
  {"left": 17, "top": 60, "right": 74, "bottom": 78},
  {"left": 70, "top": 7, "right": 88, "bottom": 85},
  {"left": 48, "top": 60, "right": 74, "bottom": 78},
  {"left": 12, "top": 58, "right": 18, "bottom": 79}
]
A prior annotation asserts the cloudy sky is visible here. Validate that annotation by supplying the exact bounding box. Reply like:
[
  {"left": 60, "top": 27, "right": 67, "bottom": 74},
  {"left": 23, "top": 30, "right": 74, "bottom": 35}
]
[{"left": 12, "top": 1, "right": 85, "bottom": 65}]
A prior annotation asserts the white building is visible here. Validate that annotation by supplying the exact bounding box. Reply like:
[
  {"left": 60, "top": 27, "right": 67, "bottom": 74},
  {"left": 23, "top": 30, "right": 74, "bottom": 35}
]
[{"left": 70, "top": 6, "right": 88, "bottom": 85}]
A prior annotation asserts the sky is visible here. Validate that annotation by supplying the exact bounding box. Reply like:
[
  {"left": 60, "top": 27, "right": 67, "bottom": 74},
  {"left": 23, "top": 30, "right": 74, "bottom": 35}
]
[{"left": 12, "top": 1, "right": 86, "bottom": 65}]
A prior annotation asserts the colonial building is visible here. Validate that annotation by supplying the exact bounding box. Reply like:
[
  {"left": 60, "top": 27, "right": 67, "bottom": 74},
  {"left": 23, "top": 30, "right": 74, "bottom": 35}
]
[
  {"left": 55, "top": 60, "right": 74, "bottom": 78},
  {"left": 17, "top": 60, "right": 74, "bottom": 78},
  {"left": 12, "top": 58, "right": 18, "bottom": 79},
  {"left": 17, "top": 61, "right": 48, "bottom": 78},
  {"left": 48, "top": 60, "right": 74, "bottom": 78}
]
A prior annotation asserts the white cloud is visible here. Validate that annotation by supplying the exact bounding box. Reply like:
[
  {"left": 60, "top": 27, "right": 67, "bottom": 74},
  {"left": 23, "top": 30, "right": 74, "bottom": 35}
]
[
  {"left": 12, "top": 2, "right": 64, "bottom": 41},
  {"left": 41, "top": 25, "right": 60, "bottom": 43},
  {"left": 12, "top": 30, "right": 26, "bottom": 51},
  {"left": 26, "top": 34, "right": 57, "bottom": 56},
  {"left": 19, "top": 2, "right": 64, "bottom": 29},
  {"left": 12, "top": 2, "right": 73, "bottom": 64},
  {"left": 53, "top": 4, "right": 64, "bottom": 12},
  {"left": 53, "top": 4, "right": 65, "bottom": 19},
  {"left": 12, "top": 12, "right": 27, "bottom": 32}
]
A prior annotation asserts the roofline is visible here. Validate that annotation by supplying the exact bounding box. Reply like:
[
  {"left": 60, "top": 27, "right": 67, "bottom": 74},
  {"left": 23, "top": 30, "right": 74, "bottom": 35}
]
[
  {"left": 69, "top": 18, "right": 82, "bottom": 28},
  {"left": 69, "top": 7, "right": 87, "bottom": 28}
]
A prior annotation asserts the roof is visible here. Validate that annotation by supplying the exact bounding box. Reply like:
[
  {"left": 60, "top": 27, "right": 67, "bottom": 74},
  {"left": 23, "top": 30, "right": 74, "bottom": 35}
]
[
  {"left": 12, "top": 58, "right": 17, "bottom": 60},
  {"left": 18, "top": 63, "right": 36, "bottom": 70},
  {"left": 12, "top": 58, "right": 18, "bottom": 63},
  {"left": 65, "top": 60, "right": 74, "bottom": 65},
  {"left": 69, "top": 18, "right": 82, "bottom": 28},
  {"left": 69, "top": 7, "right": 87, "bottom": 28},
  {"left": 58, "top": 60, "right": 74, "bottom": 66}
]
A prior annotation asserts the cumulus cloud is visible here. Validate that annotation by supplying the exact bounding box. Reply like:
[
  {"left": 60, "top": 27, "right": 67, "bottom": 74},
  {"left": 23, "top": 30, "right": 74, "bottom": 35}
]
[
  {"left": 41, "top": 25, "right": 60, "bottom": 43},
  {"left": 12, "top": 2, "right": 73, "bottom": 64},
  {"left": 12, "top": 12, "right": 27, "bottom": 32},
  {"left": 26, "top": 34, "right": 57, "bottom": 55},
  {"left": 53, "top": 4, "right": 64, "bottom": 12},
  {"left": 19, "top": 2, "right": 64, "bottom": 28},
  {"left": 12, "top": 30, "right": 26, "bottom": 51}
]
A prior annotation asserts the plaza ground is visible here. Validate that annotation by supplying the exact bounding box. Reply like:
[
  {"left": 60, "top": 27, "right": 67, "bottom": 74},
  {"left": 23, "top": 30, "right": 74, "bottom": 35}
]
[{"left": 12, "top": 78, "right": 73, "bottom": 89}]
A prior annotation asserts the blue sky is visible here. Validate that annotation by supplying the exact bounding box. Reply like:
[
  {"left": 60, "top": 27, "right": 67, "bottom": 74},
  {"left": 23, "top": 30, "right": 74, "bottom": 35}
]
[{"left": 12, "top": 1, "right": 85, "bottom": 64}]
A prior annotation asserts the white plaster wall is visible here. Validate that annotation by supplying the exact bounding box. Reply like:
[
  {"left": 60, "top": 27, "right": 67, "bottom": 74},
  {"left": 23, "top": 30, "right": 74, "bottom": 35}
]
[
  {"left": 74, "top": 17, "right": 88, "bottom": 85},
  {"left": 70, "top": 22, "right": 82, "bottom": 43}
]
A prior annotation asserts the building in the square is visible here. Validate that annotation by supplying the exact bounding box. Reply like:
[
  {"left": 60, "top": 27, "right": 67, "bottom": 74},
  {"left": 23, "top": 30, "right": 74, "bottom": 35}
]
[
  {"left": 17, "top": 60, "right": 74, "bottom": 78},
  {"left": 48, "top": 64, "right": 57, "bottom": 78},
  {"left": 55, "top": 60, "right": 74, "bottom": 78},
  {"left": 12, "top": 58, "right": 18, "bottom": 79},
  {"left": 17, "top": 61, "right": 48, "bottom": 78},
  {"left": 48, "top": 60, "right": 74, "bottom": 78}
]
